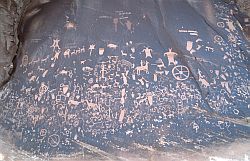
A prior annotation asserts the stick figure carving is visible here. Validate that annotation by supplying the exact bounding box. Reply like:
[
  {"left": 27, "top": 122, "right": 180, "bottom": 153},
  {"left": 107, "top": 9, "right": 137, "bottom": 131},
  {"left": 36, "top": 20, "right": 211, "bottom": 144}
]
[
  {"left": 164, "top": 48, "right": 178, "bottom": 66},
  {"left": 51, "top": 50, "right": 61, "bottom": 61},
  {"left": 50, "top": 38, "right": 60, "bottom": 51}
]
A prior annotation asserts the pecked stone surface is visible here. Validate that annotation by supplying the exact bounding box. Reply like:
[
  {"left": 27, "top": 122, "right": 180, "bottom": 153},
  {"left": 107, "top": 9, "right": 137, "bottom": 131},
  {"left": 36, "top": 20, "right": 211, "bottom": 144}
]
[{"left": 0, "top": 0, "right": 249, "bottom": 159}]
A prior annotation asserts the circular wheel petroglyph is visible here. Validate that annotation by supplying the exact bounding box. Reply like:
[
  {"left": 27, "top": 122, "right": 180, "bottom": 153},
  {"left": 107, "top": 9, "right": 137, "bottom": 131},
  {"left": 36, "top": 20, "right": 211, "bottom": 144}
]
[{"left": 172, "top": 65, "right": 190, "bottom": 81}]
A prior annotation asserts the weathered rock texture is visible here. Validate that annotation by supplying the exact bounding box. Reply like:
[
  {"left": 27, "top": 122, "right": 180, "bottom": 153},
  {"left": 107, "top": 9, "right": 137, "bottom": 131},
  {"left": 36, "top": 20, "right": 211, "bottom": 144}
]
[
  {"left": 0, "top": 0, "right": 30, "bottom": 87},
  {"left": 235, "top": 0, "right": 250, "bottom": 17}
]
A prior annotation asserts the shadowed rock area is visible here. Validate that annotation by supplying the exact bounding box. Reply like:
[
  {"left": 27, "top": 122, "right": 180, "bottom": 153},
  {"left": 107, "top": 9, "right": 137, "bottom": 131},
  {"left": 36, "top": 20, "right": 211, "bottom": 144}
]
[{"left": 0, "top": 0, "right": 249, "bottom": 160}]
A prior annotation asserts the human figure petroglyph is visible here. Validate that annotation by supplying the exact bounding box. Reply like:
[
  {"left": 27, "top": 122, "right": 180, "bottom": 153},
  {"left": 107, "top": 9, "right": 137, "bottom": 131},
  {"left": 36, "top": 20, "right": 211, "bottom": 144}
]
[
  {"left": 164, "top": 48, "right": 178, "bottom": 66},
  {"left": 198, "top": 69, "right": 210, "bottom": 88},
  {"left": 121, "top": 71, "right": 129, "bottom": 85},
  {"left": 50, "top": 38, "right": 61, "bottom": 51},
  {"left": 51, "top": 50, "right": 61, "bottom": 61},
  {"left": 89, "top": 44, "right": 95, "bottom": 56},
  {"left": 143, "top": 47, "right": 152, "bottom": 58},
  {"left": 156, "top": 58, "right": 166, "bottom": 70},
  {"left": 135, "top": 61, "right": 149, "bottom": 75}
]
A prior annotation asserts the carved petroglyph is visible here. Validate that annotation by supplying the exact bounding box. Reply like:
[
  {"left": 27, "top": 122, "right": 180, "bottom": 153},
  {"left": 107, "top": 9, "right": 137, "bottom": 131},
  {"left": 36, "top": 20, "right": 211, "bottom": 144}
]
[
  {"left": 135, "top": 61, "right": 149, "bottom": 75},
  {"left": 198, "top": 69, "right": 210, "bottom": 88},
  {"left": 89, "top": 44, "right": 95, "bottom": 56},
  {"left": 99, "top": 48, "right": 105, "bottom": 55},
  {"left": 50, "top": 38, "right": 61, "bottom": 51},
  {"left": 172, "top": 65, "right": 190, "bottom": 81},
  {"left": 164, "top": 48, "right": 178, "bottom": 66},
  {"left": 64, "top": 49, "right": 71, "bottom": 58},
  {"left": 107, "top": 43, "right": 118, "bottom": 49},
  {"left": 51, "top": 50, "right": 61, "bottom": 61},
  {"left": 1, "top": 5, "right": 249, "bottom": 155},
  {"left": 143, "top": 47, "right": 153, "bottom": 58}
]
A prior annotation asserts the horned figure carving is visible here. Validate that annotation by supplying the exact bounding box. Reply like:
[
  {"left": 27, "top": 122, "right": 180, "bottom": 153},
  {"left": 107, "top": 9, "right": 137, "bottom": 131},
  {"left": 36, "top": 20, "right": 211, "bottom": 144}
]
[{"left": 135, "top": 61, "right": 149, "bottom": 75}]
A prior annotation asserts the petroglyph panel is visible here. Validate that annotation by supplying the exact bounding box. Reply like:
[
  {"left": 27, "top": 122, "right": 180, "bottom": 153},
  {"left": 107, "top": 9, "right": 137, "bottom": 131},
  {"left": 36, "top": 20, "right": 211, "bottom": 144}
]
[{"left": 0, "top": 0, "right": 249, "bottom": 157}]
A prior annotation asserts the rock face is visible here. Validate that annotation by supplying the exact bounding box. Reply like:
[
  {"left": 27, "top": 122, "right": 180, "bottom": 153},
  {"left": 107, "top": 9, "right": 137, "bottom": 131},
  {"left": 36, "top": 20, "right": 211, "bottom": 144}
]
[
  {"left": 235, "top": 0, "right": 250, "bottom": 17},
  {"left": 0, "top": 0, "right": 25, "bottom": 87},
  {"left": 0, "top": 0, "right": 249, "bottom": 158}
]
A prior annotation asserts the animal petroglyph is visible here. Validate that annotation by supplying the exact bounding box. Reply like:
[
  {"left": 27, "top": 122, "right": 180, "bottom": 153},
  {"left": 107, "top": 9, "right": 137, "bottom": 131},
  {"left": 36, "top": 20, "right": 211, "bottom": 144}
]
[
  {"left": 198, "top": 69, "right": 210, "bottom": 88},
  {"left": 135, "top": 61, "right": 149, "bottom": 75}
]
